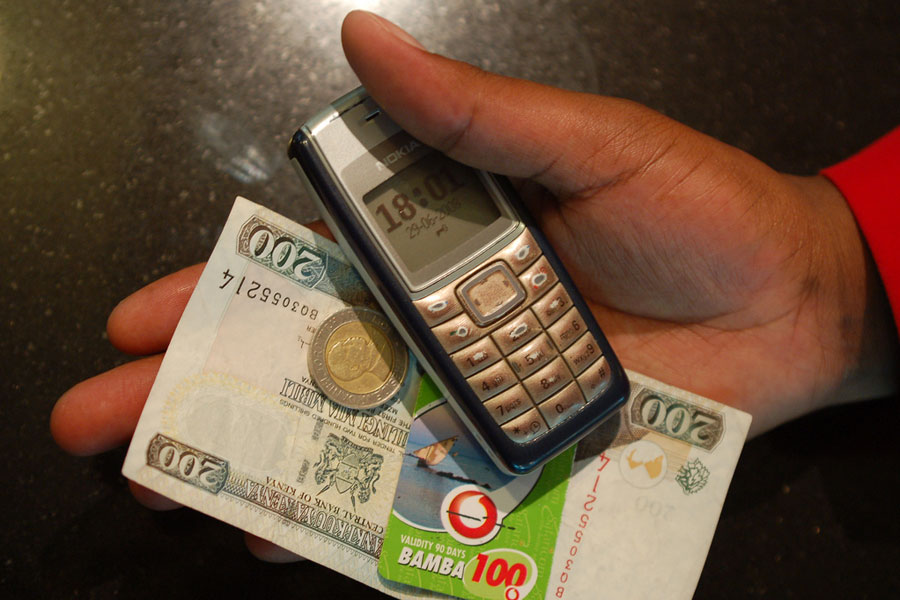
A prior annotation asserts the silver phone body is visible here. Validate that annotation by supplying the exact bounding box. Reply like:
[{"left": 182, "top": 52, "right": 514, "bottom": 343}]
[{"left": 290, "top": 88, "right": 628, "bottom": 475}]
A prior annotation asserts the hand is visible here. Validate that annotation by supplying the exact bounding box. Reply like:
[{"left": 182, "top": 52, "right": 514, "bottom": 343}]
[
  {"left": 50, "top": 218, "right": 338, "bottom": 563},
  {"left": 50, "top": 11, "right": 898, "bottom": 562},
  {"left": 339, "top": 11, "right": 898, "bottom": 434}
]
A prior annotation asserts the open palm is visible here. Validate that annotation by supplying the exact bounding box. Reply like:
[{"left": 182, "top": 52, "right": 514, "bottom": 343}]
[{"left": 50, "top": 11, "right": 896, "bottom": 562}]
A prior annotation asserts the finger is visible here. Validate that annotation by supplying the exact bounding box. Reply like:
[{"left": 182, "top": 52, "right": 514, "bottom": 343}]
[
  {"left": 107, "top": 264, "right": 205, "bottom": 355},
  {"left": 51, "top": 354, "right": 163, "bottom": 455},
  {"left": 244, "top": 532, "right": 306, "bottom": 563},
  {"left": 106, "top": 223, "right": 333, "bottom": 357},
  {"left": 60, "top": 223, "right": 333, "bottom": 454},
  {"left": 128, "top": 480, "right": 183, "bottom": 510},
  {"left": 341, "top": 10, "right": 683, "bottom": 197}
]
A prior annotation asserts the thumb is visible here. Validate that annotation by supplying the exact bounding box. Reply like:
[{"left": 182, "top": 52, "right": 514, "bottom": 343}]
[{"left": 341, "top": 10, "right": 703, "bottom": 198}]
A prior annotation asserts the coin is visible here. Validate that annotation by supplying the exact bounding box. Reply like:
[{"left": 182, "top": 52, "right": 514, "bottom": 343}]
[{"left": 308, "top": 307, "right": 409, "bottom": 410}]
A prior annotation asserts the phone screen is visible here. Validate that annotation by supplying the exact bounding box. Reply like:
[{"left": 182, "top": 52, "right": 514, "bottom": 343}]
[{"left": 363, "top": 152, "right": 503, "bottom": 273}]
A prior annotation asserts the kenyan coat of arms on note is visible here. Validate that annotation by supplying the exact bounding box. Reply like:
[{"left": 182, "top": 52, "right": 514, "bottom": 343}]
[{"left": 313, "top": 433, "right": 384, "bottom": 509}]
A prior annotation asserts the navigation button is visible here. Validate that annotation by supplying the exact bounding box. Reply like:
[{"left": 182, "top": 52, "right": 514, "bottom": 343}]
[
  {"left": 414, "top": 287, "right": 463, "bottom": 326},
  {"left": 433, "top": 312, "right": 480, "bottom": 353},
  {"left": 496, "top": 230, "right": 540, "bottom": 274},
  {"left": 457, "top": 262, "right": 526, "bottom": 326}
]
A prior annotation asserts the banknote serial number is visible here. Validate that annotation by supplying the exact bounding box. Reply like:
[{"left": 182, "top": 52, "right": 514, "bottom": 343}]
[
  {"left": 219, "top": 269, "right": 319, "bottom": 320},
  {"left": 555, "top": 454, "right": 610, "bottom": 598}
]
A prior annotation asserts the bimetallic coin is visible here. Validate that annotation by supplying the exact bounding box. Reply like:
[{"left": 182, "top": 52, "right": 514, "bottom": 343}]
[{"left": 308, "top": 307, "right": 409, "bottom": 409}]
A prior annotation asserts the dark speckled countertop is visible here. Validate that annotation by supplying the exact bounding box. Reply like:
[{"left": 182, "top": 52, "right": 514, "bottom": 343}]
[{"left": 2, "top": 1, "right": 898, "bottom": 598}]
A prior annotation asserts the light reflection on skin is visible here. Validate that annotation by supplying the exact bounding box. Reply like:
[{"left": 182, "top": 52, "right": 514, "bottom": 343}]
[{"left": 261, "top": 0, "right": 597, "bottom": 93}]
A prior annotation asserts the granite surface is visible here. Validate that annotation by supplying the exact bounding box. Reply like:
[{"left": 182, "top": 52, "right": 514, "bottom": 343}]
[{"left": 1, "top": 0, "right": 898, "bottom": 597}]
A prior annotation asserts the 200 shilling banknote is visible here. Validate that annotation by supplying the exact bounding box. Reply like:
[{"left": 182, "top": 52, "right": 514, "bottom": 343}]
[
  {"left": 122, "top": 197, "right": 424, "bottom": 594},
  {"left": 124, "top": 196, "right": 751, "bottom": 599}
]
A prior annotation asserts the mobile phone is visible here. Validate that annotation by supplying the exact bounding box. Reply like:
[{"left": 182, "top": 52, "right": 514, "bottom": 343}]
[{"left": 289, "top": 87, "right": 628, "bottom": 475}]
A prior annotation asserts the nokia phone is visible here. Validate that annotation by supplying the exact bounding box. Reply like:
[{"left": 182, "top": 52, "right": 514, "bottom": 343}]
[{"left": 289, "top": 87, "right": 628, "bottom": 474}]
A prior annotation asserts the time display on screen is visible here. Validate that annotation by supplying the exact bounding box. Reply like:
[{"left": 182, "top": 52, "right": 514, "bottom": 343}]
[{"left": 363, "top": 152, "right": 502, "bottom": 273}]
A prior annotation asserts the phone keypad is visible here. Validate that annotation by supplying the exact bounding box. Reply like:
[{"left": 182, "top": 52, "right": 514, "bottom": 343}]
[
  {"left": 469, "top": 361, "right": 517, "bottom": 401},
  {"left": 491, "top": 310, "right": 542, "bottom": 354},
  {"left": 563, "top": 332, "right": 600, "bottom": 375},
  {"left": 577, "top": 356, "right": 612, "bottom": 398},
  {"left": 507, "top": 334, "right": 557, "bottom": 378},
  {"left": 538, "top": 383, "right": 585, "bottom": 428},
  {"left": 414, "top": 230, "right": 611, "bottom": 444},
  {"left": 451, "top": 337, "right": 502, "bottom": 377},
  {"left": 523, "top": 357, "right": 573, "bottom": 402},
  {"left": 532, "top": 283, "right": 572, "bottom": 326},
  {"left": 483, "top": 385, "right": 532, "bottom": 424},
  {"left": 547, "top": 307, "right": 586, "bottom": 350},
  {"left": 501, "top": 408, "right": 549, "bottom": 443}
]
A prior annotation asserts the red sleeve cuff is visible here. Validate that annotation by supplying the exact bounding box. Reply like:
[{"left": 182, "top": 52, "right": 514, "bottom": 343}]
[{"left": 821, "top": 126, "right": 900, "bottom": 335}]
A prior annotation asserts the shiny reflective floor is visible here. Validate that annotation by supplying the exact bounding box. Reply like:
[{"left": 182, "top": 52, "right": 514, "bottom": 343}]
[{"left": 2, "top": 1, "right": 898, "bottom": 597}]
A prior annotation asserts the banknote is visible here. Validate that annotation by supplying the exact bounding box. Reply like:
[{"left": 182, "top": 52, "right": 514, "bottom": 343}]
[
  {"left": 123, "top": 196, "right": 751, "bottom": 599},
  {"left": 547, "top": 370, "right": 751, "bottom": 599},
  {"left": 122, "top": 197, "right": 425, "bottom": 594},
  {"left": 379, "top": 371, "right": 751, "bottom": 600}
]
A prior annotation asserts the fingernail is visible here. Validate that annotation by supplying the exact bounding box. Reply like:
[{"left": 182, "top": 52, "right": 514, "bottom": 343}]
[{"left": 363, "top": 11, "right": 427, "bottom": 51}]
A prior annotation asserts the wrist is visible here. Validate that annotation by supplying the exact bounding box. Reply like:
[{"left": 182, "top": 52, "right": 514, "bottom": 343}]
[{"left": 791, "top": 174, "right": 899, "bottom": 406}]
